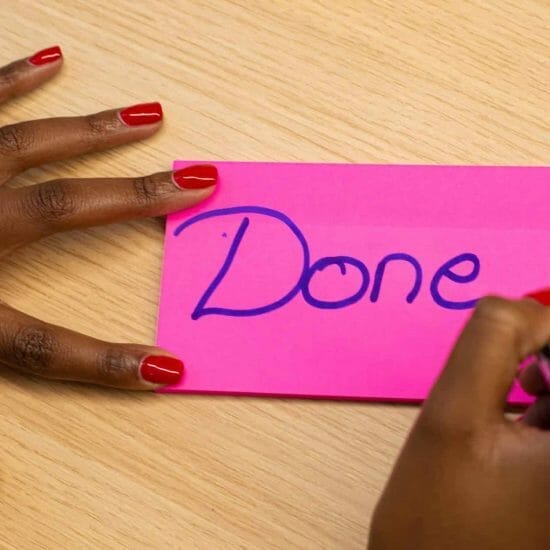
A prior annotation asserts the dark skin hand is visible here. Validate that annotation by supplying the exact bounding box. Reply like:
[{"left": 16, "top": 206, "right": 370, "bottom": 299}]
[
  {"left": 0, "top": 46, "right": 217, "bottom": 390},
  {"left": 7, "top": 48, "right": 549, "bottom": 547},
  {"left": 369, "top": 296, "right": 550, "bottom": 549}
]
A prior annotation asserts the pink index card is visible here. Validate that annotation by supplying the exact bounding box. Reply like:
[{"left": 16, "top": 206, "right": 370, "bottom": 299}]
[{"left": 158, "top": 162, "right": 550, "bottom": 404}]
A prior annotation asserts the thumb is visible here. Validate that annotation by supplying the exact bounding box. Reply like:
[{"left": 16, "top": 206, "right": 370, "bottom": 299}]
[{"left": 422, "top": 295, "right": 550, "bottom": 428}]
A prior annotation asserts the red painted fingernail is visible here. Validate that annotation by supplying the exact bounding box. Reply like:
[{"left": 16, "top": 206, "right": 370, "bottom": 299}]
[
  {"left": 119, "top": 102, "right": 163, "bottom": 126},
  {"left": 28, "top": 45, "right": 63, "bottom": 66},
  {"left": 140, "top": 355, "right": 184, "bottom": 385},
  {"left": 173, "top": 164, "right": 218, "bottom": 190},
  {"left": 526, "top": 288, "right": 550, "bottom": 306}
]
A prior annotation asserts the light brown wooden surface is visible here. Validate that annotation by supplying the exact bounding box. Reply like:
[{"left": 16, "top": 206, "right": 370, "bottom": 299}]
[{"left": 0, "top": 1, "right": 547, "bottom": 548}]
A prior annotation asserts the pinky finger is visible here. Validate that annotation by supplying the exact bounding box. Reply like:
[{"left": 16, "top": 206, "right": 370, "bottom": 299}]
[
  {"left": 0, "top": 46, "right": 63, "bottom": 104},
  {"left": 0, "top": 303, "right": 183, "bottom": 390}
]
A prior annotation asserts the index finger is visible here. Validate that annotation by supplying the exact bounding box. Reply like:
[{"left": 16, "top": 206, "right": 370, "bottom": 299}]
[{"left": 422, "top": 296, "right": 550, "bottom": 428}]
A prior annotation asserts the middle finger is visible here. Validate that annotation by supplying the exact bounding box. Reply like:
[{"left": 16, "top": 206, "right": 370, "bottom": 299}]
[{"left": 0, "top": 165, "right": 218, "bottom": 248}]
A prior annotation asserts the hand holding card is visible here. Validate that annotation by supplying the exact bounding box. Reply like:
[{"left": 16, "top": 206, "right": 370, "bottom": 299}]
[{"left": 158, "top": 162, "right": 550, "bottom": 403}]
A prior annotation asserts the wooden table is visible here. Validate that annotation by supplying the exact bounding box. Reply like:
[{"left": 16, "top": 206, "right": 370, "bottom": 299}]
[{"left": 0, "top": 1, "right": 547, "bottom": 548}]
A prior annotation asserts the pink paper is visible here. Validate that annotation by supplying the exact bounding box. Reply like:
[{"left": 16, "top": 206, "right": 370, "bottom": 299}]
[{"left": 158, "top": 162, "right": 550, "bottom": 404}]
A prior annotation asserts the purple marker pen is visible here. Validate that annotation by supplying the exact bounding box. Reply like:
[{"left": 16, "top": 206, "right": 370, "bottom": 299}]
[
  {"left": 526, "top": 290, "right": 550, "bottom": 389},
  {"left": 538, "top": 345, "right": 550, "bottom": 389}
]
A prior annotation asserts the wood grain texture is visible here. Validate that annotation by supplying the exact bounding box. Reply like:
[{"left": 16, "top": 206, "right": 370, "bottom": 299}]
[{"left": 0, "top": 1, "right": 547, "bottom": 548}]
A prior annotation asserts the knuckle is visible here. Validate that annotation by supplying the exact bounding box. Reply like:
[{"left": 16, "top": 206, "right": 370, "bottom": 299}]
[
  {"left": 98, "top": 349, "right": 139, "bottom": 383},
  {"left": 0, "top": 63, "right": 21, "bottom": 91},
  {"left": 0, "top": 123, "right": 33, "bottom": 158},
  {"left": 83, "top": 113, "right": 117, "bottom": 147},
  {"left": 24, "top": 180, "right": 76, "bottom": 226},
  {"left": 10, "top": 326, "right": 57, "bottom": 375},
  {"left": 132, "top": 173, "right": 172, "bottom": 205},
  {"left": 472, "top": 296, "right": 522, "bottom": 332}
]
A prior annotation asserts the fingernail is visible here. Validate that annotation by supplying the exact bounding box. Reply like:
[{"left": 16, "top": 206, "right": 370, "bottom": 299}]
[
  {"left": 173, "top": 164, "right": 218, "bottom": 190},
  {"left": 119, "top": 102, "right": 163, "bottom": 126},
  {"left": 140, "top": 355, "right": 184, "bottom": 385},
  {"left": 525, "top": 288, "right": 550, "bottom": 306},
  {"left": 28, "top": 45, "right": 63, "bottom": 66}
]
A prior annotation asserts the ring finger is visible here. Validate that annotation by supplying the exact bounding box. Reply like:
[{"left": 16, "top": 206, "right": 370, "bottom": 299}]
[{"left": 0, "top": 102, "right": 163, "bottom": 184}]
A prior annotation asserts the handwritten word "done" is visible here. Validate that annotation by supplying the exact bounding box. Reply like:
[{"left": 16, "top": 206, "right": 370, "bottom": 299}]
[{"left": 174, "top": 206, "right": 481, "bottom": 320}]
